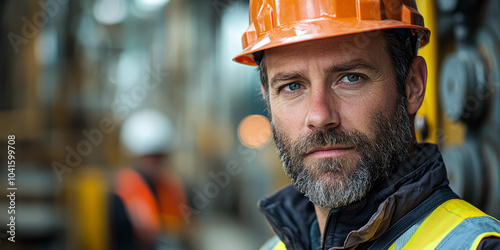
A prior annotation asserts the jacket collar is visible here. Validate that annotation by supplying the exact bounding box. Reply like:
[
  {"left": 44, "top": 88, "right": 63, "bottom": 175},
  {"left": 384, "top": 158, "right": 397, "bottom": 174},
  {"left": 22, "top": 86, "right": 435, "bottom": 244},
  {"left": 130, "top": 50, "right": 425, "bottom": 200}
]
[{"left": 259, "top": 143, "right": 450, "bottom": 249}]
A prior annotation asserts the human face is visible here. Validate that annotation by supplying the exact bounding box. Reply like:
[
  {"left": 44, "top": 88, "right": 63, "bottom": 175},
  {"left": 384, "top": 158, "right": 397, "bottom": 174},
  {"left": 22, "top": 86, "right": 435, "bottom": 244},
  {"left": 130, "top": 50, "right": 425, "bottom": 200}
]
[{"left": 264, "top": 33, "right": 411, "bottom": 208}]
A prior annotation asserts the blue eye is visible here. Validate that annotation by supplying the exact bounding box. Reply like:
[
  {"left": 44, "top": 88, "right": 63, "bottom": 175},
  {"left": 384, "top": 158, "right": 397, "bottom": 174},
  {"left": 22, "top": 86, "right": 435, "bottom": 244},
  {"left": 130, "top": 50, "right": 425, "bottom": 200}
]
[
  {"left": 339, "top": 74, "right": 364, "bottom": 85},
  {"left": 283, "top": 83, "right": 302, "bottom": 91},
  {"left": 344, "top": 74, "right": 360, "bottom": 82}
]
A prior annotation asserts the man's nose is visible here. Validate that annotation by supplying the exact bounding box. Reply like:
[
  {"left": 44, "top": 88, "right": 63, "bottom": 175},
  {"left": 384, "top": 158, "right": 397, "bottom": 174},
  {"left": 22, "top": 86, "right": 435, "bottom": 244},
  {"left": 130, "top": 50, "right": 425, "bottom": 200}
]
[{"left": 305, "top": 87, "right": 340, "bottom": 130}]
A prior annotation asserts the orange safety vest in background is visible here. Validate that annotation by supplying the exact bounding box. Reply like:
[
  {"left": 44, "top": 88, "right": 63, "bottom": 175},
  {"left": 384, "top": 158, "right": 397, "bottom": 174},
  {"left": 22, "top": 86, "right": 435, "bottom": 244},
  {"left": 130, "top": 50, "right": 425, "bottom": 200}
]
[{"left": 114, "top": 168, "right": 187, "bottom": 243}]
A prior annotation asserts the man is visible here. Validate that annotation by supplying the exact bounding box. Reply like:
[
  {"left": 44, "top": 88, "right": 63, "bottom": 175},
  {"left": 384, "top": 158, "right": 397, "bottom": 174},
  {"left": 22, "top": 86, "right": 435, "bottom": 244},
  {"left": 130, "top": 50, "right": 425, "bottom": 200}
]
[
  {"left": 111, "top": 109, "right": 188, "bottom": 250},
  {"left": 233, "top": 1, "right": 500, "bottom": 249}
]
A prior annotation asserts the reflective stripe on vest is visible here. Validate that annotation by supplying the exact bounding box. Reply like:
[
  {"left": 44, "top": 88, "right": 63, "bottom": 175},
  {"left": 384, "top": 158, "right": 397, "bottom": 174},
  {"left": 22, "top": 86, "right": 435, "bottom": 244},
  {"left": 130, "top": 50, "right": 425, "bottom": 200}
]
[
  {"left": 272, "top": 241, "right": 287, "bottom": 250},
  {"left": 437, "top": 216, "right": 500, "bottom": 249},
  {"left": 265, "top": 199, "right": 500, "bottom": 250},
  {"left": 260, "top": 235, "right": 286, "bottom": 250},
  {"left": 389, "top": 199, "right": 500, "bottom": 250}
]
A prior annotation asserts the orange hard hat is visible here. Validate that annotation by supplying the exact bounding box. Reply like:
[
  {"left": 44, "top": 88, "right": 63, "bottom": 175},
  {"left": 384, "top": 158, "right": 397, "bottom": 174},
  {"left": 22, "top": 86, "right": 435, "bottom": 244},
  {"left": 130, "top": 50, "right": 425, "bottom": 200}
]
[{"left": 233, "top": 0, "right": 430, "bottom": 66}]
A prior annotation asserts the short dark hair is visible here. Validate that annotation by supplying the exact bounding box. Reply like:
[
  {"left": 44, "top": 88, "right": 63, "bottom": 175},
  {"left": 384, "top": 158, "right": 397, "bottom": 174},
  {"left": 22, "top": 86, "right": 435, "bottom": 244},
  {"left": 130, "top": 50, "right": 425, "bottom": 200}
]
[
  {"left": 385, "top": 29, "right": 419, "bottom": 97},
  {"left": 257, "top": 29, "right": 418, "bottom": 109}
]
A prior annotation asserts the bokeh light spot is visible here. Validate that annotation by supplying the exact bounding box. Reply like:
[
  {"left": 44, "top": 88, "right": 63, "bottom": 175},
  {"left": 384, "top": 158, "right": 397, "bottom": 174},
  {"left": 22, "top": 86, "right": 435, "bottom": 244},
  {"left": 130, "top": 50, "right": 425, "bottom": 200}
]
[{"left": 238, "top": 115, "right": 272, "bottom": 149}]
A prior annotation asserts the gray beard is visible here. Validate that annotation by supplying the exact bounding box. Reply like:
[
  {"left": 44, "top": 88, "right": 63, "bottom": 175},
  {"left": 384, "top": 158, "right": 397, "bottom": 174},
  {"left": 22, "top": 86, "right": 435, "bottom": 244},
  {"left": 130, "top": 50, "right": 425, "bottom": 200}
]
[{"left": 272, "top": 96, "right": 412, "bottom": 209}]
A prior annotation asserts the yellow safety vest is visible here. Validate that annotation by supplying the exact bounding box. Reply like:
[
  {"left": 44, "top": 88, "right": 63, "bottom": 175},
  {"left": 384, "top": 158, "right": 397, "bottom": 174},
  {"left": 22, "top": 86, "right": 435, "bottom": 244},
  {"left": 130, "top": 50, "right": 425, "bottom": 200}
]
[{"left": 264, "top": 199, "right": 500, "bottom": 250}]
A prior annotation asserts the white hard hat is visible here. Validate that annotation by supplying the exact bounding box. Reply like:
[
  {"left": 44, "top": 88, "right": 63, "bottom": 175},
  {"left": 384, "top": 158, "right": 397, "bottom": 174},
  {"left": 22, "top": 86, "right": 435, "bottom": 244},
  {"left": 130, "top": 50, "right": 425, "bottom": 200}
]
[{"left": 120, "top": 109, "right": 175, "bottom": 155}]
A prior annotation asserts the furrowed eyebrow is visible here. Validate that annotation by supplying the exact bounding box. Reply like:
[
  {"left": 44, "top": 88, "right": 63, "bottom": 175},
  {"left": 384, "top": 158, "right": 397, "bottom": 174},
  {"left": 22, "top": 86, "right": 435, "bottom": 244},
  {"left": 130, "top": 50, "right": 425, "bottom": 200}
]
[
  {"left": 269, "top": 72, "right": 307, "bottom": 89},
  {"left": 269, "top": 59, "right": 378, "bottom": 89},
  {"left": 324, "top": 59, "right": 378, "bottom": 75}
]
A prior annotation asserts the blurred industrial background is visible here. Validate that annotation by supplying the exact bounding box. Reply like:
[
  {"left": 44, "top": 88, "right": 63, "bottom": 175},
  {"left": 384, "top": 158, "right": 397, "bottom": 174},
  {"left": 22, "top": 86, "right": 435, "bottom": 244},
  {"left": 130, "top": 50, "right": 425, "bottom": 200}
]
[{"left": 0, "top": 0, "right": 499, "bottom": 249}]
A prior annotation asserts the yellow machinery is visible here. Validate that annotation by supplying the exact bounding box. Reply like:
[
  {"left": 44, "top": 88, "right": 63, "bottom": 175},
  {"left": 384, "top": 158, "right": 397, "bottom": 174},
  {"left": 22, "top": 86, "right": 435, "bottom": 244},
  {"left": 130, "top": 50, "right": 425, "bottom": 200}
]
[
  {"left": 66, "top": 168, "right": 109, "bottom": 250},
  {"left": 417, "top": 0, "right": 500, "bottom": 218}
]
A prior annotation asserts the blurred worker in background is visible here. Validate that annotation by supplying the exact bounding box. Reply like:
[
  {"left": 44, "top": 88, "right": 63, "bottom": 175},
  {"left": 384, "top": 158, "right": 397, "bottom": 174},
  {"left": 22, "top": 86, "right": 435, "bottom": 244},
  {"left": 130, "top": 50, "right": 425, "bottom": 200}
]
[
  {"left": 110, "top": 109, "right": 189, "bottom": 250},
  {"left": 233, "top": 0, "right": 500, "bottom": 249}
]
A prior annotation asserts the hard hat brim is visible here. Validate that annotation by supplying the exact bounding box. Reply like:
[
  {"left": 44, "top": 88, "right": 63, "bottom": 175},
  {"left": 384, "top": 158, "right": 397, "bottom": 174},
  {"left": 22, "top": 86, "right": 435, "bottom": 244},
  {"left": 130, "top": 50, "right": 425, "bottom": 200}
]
[{"left": 233, "top": 17, "right": 430, "bottom": 66}]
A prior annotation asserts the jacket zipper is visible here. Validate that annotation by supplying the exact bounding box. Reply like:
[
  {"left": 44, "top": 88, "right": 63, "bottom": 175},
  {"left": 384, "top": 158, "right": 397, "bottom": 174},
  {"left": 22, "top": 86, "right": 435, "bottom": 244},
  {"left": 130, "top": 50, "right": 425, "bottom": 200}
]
[
  {"left": 321, "top": 208, "right": 341, "bottom": 249},
  {"left": 320, "top": 212, "right": 331, "bottom": 249}
]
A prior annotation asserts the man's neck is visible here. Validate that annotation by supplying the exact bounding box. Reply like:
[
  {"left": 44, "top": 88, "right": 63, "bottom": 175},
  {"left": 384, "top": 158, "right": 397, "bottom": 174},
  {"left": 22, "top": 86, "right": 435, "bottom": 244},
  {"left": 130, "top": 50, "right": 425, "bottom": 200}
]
[
  {"left": 408, "top": 129, "right": 419, "bottom": 157},
  {"left": 314, "top": 205, "right": 331, "bottom": 236}
]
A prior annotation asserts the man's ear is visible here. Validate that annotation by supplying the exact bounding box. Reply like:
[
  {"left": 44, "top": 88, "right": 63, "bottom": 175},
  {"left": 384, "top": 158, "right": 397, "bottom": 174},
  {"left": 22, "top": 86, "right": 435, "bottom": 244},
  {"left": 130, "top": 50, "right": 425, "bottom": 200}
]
[{"left": 406, "top": 56, "right": 427, "bottom": 115}]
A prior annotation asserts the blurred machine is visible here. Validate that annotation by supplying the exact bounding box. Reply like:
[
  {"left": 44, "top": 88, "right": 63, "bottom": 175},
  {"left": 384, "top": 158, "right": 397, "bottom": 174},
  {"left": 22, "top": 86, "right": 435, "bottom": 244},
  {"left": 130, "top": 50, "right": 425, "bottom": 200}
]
[{"left": 417, "top": 0, "right": 500, "bottom": 218}]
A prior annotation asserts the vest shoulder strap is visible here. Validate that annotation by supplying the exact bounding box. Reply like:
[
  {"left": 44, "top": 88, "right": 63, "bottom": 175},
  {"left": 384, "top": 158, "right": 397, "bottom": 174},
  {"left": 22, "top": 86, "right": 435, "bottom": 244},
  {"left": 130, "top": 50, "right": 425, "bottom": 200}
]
[
  {"left": 368, "top": 186, "right": 459, "bottom": 250},
  {"left": 393, "top": 199, "right": 500, "bottom": 250},
  {"left": 260, "top": 235, "right": 287, "bottom": 250},
  {"left": 436, "top": 215, "right": 500, "bottom": 249},
  {"left": 114, "top": 169, "right": 161, "bottom": 238}
]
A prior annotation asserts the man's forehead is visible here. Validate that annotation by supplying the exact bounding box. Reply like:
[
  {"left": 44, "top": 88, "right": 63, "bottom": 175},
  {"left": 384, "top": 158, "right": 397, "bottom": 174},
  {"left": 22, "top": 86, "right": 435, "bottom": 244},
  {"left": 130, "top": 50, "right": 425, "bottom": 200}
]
[{"left": 265, "top": 32, "right": 387, "bottom": 71}]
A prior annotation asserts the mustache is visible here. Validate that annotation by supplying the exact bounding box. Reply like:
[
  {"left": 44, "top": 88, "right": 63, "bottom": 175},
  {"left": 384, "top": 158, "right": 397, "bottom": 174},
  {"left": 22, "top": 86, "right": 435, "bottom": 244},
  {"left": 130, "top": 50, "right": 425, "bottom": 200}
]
[{"left": 290, "top": 128, "right": 365, "bottom": 156}]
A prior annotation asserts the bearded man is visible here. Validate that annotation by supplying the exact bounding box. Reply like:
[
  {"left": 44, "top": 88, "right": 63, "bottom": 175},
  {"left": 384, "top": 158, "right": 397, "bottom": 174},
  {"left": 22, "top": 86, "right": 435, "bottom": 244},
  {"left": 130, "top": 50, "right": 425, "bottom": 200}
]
[{"left": 233, "top": 1, "right": 500, "bottom": 249}]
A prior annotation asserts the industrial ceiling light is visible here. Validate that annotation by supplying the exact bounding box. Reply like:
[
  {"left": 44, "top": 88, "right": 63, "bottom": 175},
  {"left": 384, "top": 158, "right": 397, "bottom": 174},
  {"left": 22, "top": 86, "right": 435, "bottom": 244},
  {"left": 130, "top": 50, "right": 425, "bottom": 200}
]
[
  {"left": 93, "top": 0, "right": 128, "bottom": 25},
  {"left": 134, "top": 0, "right": 170, "bottom": 12}
]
